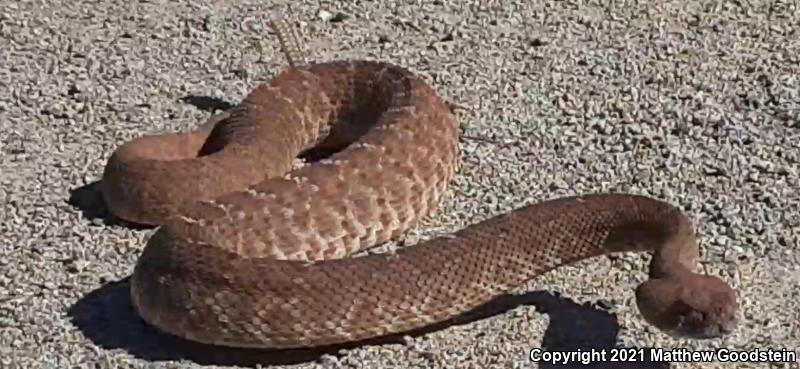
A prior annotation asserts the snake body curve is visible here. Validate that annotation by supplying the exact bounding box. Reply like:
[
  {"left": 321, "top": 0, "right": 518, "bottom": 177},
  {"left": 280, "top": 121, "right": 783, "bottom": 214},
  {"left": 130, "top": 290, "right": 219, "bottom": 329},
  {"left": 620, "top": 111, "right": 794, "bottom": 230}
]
[{"left": 101, "top": 61, "right": 738, "bottom": 349}]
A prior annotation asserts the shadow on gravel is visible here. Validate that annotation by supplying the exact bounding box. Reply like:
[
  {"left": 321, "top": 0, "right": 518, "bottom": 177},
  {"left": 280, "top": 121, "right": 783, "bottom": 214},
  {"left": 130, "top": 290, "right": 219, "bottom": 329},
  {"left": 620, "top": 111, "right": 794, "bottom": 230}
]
[
  {"left": 529, "top": 292, "right": 669, "bottom": 369},
  {"left": 180, "top": 95, "right": 234, "bottom": 112},
  {"left": 67, "top": 181, "right": 152, "bottom": 229},
  {"left": 67, "top": 181, "right": 108, "bottom": 221},
  {"left": 69, "top": 279, "right": 668, "bottom": 368}
]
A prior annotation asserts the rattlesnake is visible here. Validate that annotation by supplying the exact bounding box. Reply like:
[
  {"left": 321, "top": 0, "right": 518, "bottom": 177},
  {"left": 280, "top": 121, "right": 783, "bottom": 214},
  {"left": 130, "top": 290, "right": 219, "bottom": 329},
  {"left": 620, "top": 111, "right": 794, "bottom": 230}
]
[{"left": 100, "top": 58, "right": 738, "bottom": 349}]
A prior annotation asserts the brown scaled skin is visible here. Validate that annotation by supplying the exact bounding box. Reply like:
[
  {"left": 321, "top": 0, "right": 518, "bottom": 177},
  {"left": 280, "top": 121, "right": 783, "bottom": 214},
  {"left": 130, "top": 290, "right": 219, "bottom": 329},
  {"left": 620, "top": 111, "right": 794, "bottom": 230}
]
[{"left": 103, "top": 61, "right": 739, "bottom": 349}]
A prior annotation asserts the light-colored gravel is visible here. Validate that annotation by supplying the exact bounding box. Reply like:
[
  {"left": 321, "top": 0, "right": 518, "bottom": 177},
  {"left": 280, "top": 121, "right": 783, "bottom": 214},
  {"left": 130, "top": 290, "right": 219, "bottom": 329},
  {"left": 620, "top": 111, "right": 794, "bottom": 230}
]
[{"left": 1, "top": 0, "right": 798, "bottom": 368}]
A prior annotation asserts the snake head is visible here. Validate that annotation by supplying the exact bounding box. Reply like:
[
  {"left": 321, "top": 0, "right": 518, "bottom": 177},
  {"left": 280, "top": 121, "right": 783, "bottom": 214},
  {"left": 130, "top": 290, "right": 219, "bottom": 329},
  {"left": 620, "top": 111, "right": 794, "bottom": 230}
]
[{"left": 635, "top": 273, "right": 738, "bottom": 339}]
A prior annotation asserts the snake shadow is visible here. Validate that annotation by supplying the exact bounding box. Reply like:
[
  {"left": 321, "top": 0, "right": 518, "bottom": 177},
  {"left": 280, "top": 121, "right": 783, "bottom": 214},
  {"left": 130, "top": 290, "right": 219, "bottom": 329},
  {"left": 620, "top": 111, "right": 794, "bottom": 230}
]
[
  {"left": 68, "top": 181, "right": 108, "bottom": 222},
  {"left": 67, "top": 181, "right": 154, "bottom": 229},
  {"left": 179, "top": 95, "right": 234, "bottom": 112},
  {"left": 69, "top": 278, "right": 669, "bottom": 368}
]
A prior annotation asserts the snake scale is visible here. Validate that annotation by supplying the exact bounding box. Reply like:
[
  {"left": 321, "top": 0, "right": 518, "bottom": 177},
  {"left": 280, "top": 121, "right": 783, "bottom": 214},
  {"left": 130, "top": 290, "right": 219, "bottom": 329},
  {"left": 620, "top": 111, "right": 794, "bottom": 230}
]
[{"left": 100, "top": 60, "right": 738, "bottom": 349}]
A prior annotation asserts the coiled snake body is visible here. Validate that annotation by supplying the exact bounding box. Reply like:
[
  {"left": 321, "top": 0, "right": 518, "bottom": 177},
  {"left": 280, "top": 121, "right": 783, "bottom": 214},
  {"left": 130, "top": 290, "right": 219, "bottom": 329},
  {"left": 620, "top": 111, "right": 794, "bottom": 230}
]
[{"left": 101, "top": 61, "right": 738, "bottom": 349}]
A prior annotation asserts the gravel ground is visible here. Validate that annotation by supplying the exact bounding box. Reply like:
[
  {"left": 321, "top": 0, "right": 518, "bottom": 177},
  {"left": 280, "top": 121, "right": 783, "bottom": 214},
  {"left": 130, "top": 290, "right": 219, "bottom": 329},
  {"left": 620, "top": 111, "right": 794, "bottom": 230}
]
[{"left": 1, "top": 0, "right": 799, "bottom": 368}]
